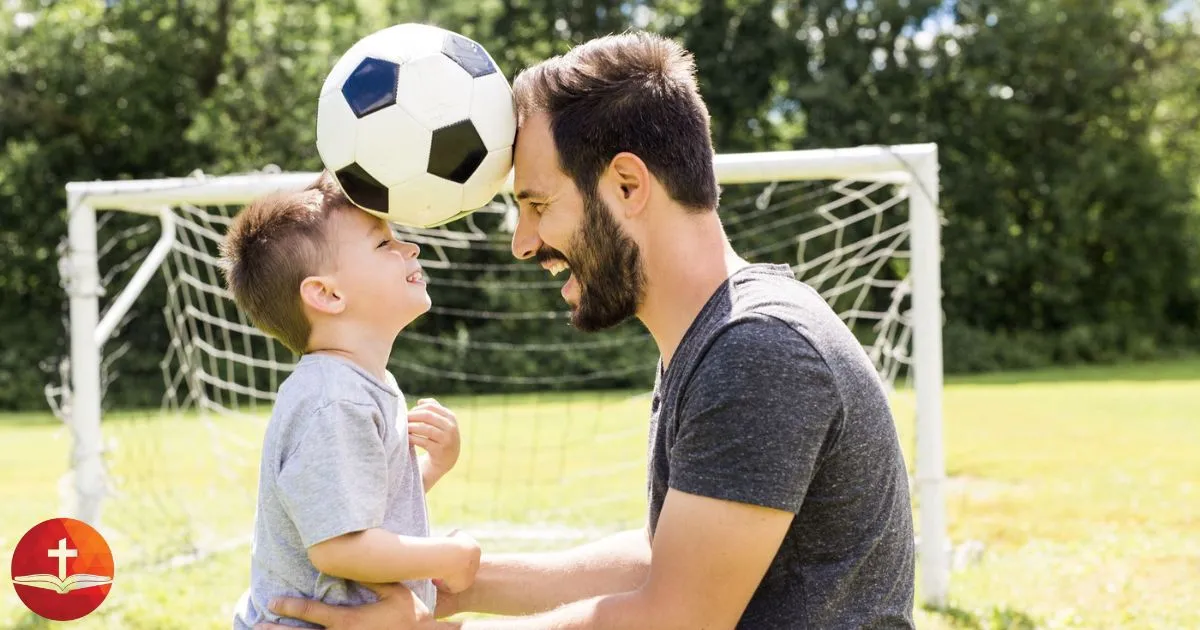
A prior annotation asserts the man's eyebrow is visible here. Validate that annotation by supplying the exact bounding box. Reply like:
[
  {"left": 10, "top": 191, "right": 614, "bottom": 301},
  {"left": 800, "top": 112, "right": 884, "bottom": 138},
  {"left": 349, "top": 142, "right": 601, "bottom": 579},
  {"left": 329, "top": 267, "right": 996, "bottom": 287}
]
[{"left": 515, "top": 189, "right": 548, "bottom": 202}]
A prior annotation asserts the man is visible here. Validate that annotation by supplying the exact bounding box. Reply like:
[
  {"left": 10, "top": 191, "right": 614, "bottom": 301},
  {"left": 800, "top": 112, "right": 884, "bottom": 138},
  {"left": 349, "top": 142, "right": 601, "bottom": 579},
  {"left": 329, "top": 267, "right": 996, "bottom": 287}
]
[{"left": 261, "top": 31, "right": 915, "bottom": 630}]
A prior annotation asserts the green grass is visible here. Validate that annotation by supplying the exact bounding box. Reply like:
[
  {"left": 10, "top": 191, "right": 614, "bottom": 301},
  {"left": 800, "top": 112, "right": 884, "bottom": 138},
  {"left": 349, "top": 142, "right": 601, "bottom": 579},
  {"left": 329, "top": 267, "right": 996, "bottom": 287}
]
[{"left": 1, "top": 358, "right": 1198, "bottom": 628}]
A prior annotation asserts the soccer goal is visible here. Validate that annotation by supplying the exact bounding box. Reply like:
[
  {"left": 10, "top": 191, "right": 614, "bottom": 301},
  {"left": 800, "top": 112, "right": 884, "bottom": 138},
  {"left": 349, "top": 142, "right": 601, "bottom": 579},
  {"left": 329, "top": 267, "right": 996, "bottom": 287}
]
[{"left": 54, "top": 144, "right": 948, "bottom": 605}]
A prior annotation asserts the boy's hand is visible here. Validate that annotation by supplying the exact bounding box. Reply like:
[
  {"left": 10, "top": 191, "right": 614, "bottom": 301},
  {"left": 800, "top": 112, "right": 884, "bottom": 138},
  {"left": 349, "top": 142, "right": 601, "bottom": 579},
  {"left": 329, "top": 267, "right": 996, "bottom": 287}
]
[
  {"left": 409, "top": 398, "right": 461, "bottom": 490},
  {"left": 433, "top": 530, "right": 481, "bottom": 594}
]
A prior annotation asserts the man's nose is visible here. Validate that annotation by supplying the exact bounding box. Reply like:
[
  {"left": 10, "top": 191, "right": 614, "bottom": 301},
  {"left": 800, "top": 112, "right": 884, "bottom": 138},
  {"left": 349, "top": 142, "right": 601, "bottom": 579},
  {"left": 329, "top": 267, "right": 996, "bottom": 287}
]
[{"left": 511, "top": 215, "right": 541, "bottom": 260}]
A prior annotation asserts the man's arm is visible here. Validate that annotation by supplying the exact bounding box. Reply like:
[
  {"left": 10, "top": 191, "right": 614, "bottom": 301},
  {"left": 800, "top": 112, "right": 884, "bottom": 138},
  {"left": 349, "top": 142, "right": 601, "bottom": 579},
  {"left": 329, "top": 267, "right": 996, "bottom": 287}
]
[
  {"left": 279, "top": 400, "right": 475, "bottom": 591},
  {"left": 452, "top": 528, "right": 651, "bottom": 616},
  {"left": 434, "top": 489, "right": 792, "bottom": 630},
  {"left": 260, "top": 492, "right": 789, "bottom": 630},
  {"left": 308, "top": 528, "right": 478, "bottom": 589},
  {"left": 257, "top": 528, "right": 653, "bottom": 630}
]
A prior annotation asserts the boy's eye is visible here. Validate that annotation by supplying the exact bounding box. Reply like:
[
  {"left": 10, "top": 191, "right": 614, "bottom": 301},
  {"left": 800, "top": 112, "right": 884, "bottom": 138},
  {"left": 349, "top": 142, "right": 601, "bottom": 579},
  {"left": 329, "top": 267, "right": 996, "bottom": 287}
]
[{"left": 378, "top": 239, "right": 392, "bottom": 249}]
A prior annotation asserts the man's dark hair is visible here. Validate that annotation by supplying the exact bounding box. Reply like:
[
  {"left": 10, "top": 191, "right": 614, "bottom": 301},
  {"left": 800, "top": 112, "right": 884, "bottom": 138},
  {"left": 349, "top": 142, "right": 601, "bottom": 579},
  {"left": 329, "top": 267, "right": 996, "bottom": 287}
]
[{"left": 512, "top": 31, "right": 719, "bottom": 212}]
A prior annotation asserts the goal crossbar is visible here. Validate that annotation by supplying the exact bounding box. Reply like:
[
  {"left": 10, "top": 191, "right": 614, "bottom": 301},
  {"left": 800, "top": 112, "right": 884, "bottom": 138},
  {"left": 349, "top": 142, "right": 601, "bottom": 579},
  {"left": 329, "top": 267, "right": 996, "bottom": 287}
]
[
  {"left": 66, "top": 144, "right": 933, "bottom": 212},
  {"left": 61, "top": 144, "right": 948, "bottom": 605}
]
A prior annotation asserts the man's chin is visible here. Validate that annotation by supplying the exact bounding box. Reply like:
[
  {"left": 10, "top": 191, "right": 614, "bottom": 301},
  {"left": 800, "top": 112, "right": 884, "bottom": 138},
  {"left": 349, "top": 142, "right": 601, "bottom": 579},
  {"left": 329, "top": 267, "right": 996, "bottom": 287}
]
[{"left": 569, "top": 304, "right": 634, "bottom": 332}]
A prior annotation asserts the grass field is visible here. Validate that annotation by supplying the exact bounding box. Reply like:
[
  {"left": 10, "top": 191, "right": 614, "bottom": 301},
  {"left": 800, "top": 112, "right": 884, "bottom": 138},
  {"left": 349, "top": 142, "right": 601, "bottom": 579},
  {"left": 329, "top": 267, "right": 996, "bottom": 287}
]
[{"left": 2, "top": 358, "right": 1198, "bottom": 629}]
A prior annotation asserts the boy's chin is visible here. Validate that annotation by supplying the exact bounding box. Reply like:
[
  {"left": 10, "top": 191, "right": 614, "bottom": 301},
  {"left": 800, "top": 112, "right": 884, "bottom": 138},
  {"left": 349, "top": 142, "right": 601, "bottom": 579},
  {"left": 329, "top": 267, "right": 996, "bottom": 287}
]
[{"left": 391, "top": 297, "right": 432, "bottom": 328}]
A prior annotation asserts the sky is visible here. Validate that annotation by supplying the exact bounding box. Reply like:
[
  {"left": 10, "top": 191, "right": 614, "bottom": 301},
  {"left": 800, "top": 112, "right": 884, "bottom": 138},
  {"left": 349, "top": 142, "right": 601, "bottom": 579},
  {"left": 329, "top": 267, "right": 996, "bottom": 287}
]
[{"left": 1165, "top": 0, "right": 1198, "bottom": 21}]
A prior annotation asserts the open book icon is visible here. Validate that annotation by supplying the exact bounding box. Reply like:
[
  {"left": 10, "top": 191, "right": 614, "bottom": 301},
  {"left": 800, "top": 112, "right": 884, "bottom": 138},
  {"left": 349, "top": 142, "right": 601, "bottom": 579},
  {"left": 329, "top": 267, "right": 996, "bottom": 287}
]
[{"left": 12, "top": 573, "right": 113, "bottom": 594}]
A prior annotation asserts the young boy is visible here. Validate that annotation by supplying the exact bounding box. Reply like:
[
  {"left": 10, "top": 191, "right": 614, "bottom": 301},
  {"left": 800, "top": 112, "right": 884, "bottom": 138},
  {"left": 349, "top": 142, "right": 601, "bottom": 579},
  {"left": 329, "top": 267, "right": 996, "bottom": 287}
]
[{"left": 222, "top": 172, "right": 479, "bottom": 628}]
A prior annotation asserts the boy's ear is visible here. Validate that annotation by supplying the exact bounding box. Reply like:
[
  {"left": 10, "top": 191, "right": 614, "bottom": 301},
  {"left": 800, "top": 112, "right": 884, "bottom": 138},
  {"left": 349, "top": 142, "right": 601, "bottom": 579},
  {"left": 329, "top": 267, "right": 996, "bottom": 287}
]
[{"left": 300, "top": 275, "right": 345, "bottom": 315}]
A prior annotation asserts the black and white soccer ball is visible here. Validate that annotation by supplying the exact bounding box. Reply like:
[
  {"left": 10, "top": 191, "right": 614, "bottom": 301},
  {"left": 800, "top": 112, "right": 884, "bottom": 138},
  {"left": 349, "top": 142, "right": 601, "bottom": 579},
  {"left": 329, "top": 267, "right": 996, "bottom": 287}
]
[{"left": 316, "top": 24, "right": 516, "bottom": 228}]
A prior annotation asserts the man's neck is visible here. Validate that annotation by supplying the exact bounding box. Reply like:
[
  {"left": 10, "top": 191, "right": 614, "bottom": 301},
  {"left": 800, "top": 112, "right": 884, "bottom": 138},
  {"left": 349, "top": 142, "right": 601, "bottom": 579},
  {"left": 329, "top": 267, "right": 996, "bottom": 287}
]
[{"left": 636, "top": 213, "right": 748, "bottom": 369}]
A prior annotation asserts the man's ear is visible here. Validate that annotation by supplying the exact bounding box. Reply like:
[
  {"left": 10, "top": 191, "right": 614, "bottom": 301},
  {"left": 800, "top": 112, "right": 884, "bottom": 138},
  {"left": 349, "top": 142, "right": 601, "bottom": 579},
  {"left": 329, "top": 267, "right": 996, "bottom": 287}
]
[
  {"left": 606, "top": 152, "right": 651, "bottom": 217},
  {"left": 300, "top": 275, "right": 345, "bottom": 315}
]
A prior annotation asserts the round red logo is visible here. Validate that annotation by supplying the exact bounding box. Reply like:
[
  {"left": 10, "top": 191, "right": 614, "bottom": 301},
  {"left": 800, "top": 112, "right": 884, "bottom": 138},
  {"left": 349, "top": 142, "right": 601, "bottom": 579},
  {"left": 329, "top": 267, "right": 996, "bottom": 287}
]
[{"left": 10, "top": 518, "right": 114, "bottom": 621}]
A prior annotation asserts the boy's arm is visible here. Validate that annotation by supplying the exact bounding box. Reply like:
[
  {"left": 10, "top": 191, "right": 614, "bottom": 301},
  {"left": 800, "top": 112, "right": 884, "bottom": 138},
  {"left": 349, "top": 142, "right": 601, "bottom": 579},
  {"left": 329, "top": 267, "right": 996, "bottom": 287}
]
[
  {"left": 419, "top": 456, "right": 444, "bottom": 493},
  {"left": 408, "top": 399, "right": 461, "bottom": 492},
  {"left": 277, "top": 398, "right": 474, "bottom": 585},
  {"left": 309, "top": 528, "right": 479, "bottom": 587}
]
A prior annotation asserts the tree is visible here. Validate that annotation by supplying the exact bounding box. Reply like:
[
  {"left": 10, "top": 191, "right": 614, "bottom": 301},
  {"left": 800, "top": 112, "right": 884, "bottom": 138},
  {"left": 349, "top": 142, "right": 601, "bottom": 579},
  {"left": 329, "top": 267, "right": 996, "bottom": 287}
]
[{"left": 0, "top": 0, "right": 376, "bottom": 408}]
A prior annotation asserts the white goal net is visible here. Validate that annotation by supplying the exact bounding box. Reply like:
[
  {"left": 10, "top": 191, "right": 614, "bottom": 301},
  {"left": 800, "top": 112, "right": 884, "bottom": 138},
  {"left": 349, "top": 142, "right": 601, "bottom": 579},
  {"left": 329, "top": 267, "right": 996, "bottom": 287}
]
[{"left": 53, "top": 145, "right": 947, "bottom": 602}]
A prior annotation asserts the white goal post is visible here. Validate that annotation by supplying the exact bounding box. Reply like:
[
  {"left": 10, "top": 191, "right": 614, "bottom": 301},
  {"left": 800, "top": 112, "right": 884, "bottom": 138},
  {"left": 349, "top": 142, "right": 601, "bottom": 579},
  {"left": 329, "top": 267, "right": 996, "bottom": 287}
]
[{"left": 60, "top": 144, "right": 948, "bottom": 605}]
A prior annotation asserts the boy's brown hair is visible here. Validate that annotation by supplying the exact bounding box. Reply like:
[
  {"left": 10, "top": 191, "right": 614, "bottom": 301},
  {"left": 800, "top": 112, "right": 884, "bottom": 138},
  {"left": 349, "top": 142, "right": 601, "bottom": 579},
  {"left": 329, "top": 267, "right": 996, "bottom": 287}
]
[
  {"left": 511, "top": 31, "right": 719, "bottom": 213},
  {"left": 219, "top": 172, "right": 352, "bottom": 353}
]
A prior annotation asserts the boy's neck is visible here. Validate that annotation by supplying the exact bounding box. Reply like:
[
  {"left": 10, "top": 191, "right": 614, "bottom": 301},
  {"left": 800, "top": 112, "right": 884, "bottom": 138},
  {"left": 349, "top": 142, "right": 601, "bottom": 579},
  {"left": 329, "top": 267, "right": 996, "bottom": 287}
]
[{"left": 305, "top": 324, "right": 397, "bottom": 382}]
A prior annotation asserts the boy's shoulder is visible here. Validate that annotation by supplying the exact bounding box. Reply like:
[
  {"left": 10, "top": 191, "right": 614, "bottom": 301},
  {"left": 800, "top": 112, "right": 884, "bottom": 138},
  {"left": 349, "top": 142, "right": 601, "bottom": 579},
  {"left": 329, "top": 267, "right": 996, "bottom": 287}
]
[
  {"left": 269, "top": 354, "right": 403, "bottom": 434},
  {"left": 279, "top": 353, "right": 386, "bottom": 397}
]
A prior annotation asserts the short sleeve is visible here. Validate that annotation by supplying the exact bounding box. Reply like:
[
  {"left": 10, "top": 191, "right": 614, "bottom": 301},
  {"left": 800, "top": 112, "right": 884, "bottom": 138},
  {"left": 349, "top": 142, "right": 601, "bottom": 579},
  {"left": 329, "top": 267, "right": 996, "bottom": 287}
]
[
  {"left": 276, "top": 399, "right": 390, "bottom": 547},
  {"left": 670, "top": 318, "right": 842, "bottom": 514}
]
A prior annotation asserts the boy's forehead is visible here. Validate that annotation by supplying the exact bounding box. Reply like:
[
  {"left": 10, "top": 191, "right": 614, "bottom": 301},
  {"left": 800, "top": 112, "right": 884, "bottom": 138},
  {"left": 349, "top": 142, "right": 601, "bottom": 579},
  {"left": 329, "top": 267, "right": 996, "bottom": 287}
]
[{"left": 329, "top": 207, "right": 385, "bottom": 237}]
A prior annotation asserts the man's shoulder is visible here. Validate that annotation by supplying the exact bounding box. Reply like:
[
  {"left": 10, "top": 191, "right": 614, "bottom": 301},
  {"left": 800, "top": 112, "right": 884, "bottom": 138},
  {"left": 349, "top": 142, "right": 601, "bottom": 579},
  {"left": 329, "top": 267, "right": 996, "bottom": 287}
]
[
  {"left": 725, "top": 264, "right": 870, "bottom": 362},
  {"left": 700, "top": 267, "right": 830, "bottom": 359},
  {"left": 704, "top": 313, "right": 811, "bottom": 358},
  {"left": 667, "top": 266, "right": 820, "bottom": 379},
  {"left": 673, "top": 264, "right": 871, "bottom": 393},
  {"left": 726, "top": 264, "right": 834, "bottom": 323},
  {"left": 684, "top": 316, "right": 829, "bottom": 397}
]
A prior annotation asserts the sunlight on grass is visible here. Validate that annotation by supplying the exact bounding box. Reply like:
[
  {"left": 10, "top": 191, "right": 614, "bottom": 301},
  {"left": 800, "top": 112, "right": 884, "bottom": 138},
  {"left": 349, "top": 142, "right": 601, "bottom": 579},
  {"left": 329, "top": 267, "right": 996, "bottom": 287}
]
[{"left": 1, "top": 359, "right": 1197, "bottom": 628}]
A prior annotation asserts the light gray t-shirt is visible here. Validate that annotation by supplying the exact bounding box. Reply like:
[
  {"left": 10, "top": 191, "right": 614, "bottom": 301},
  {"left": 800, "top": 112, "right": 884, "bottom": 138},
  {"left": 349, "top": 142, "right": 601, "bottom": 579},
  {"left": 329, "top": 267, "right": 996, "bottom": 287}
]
[{"left": 233, "top": 354, "right": 434, "bottom": 629}]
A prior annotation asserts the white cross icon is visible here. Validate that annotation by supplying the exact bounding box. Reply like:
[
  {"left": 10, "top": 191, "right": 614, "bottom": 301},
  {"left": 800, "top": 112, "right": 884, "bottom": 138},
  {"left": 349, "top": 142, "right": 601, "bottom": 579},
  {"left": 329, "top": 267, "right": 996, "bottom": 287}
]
[{"left": 47, "top": 538, "right": 78, "bottom": 580}]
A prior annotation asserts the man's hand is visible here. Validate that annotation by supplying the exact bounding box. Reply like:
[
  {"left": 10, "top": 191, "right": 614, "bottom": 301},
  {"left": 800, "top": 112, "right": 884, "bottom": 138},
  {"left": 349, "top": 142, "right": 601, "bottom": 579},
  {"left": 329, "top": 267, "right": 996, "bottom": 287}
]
[
  {"left": 410, "top": 398, "right": 461, "bottom": 491},
  {"left": 434, "top": 584, "right": 463, "bottom": 619},
  {"left": 435, "top": 530, "right": 482, "bottom": 594},
  {"left": 254, "top": 582, "right": 431, "bottom": 630}
]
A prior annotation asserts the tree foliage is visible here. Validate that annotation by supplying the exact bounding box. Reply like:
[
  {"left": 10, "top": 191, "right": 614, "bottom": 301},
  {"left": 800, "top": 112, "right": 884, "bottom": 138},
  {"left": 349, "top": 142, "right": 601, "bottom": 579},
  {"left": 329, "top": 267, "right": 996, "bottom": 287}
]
[{"left": 1, "top": 0, "right": 1198, "bottom": 408}]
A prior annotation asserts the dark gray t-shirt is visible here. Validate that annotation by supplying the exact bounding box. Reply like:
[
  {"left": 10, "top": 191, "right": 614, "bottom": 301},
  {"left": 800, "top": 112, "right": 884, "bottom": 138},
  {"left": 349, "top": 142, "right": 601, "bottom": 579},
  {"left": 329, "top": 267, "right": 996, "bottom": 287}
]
[{"left": 648, "top": 264, "right": 915, "bottom": 629}]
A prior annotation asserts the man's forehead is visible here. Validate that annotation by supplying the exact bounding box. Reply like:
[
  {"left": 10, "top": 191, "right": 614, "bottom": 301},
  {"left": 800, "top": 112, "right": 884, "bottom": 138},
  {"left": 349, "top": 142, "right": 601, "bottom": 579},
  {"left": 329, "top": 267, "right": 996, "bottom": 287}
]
[
  {"left": 516, "top": 124, "right": 566, "bottom": 200},
  {"left": 514, "top": 126, "right": 554, "bottom": 164}
]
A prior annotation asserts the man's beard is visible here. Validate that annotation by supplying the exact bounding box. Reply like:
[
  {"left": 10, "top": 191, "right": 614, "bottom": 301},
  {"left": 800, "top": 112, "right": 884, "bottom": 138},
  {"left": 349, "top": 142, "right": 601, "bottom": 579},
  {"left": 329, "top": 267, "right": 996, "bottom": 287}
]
[{"left": 537, "top": 190, "right": 645, "bottom": 332}]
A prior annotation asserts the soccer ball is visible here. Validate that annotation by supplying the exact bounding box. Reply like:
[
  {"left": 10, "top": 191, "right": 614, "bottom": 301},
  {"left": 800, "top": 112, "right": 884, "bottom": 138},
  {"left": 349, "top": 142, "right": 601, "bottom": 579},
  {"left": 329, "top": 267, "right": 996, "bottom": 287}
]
[{"left": 316, "top": 24, "right": 516, "bottom": 228}]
